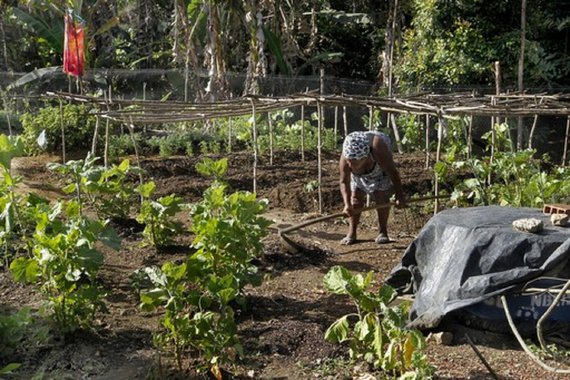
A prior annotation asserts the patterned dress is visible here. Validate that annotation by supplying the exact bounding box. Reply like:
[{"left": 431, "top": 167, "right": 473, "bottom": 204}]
[{"left": 342, "top": 131, "right": 393, "bottom": 193}]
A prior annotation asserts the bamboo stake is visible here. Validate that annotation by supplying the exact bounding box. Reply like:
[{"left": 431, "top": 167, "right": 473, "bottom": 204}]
[
  {"left": 317, "top": 101, "right": 323, "bottom": 214},
  {"left": 467, "top": 115, "right": 473, "bottom": 159},
  {"left": 434, "top": 113, "right": 445, "bottom": 214},
  {"left": 59, "top": 98, "right": 66, "bottom": 163},
  {"left": 343, "top": 105, "right": 348, "bottom": 137},
  {"left": 563, "top": 116, "right": 569, "bottom": 167},
  {"left": 251, "top": 99, "right": 258, "bottom": 193},
  {"left": 425, "top": 114, "right": 430, "bottom": 169},
  {"left": 227, "top": 117, "right": 232, "bottom": 152},
  {"left": 300, "top": 104, "right": 305, "bottom": 162},
  {"left": 489, "top": 96, "right": 497, "bottom": 186},
  {"left": 103, "top": 87, "right": 110, "bottom": 168},
  {"left": 128, "top": 118, "right": 144, "bottom": 204},
  {"left": 91, "top": 115, "right": 100, "bottom": 156},
  {"left": 268, "top": 112, "right": 274, "bottom": 166},
  {"left": 2, "top": 94, "right": 12, "bottom": 137},
  {"left": 334, "top": 105, "right": 339, "bottom": 145}
]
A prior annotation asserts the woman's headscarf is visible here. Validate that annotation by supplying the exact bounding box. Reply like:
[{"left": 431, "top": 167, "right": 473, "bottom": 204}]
[{"left": 342, "top": 131, "right": 370, "bottom": 160}]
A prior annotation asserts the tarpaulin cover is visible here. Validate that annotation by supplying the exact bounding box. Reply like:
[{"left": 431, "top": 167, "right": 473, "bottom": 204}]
[{"left": 386, "top": 206, "right": 570, "bottom": 329}]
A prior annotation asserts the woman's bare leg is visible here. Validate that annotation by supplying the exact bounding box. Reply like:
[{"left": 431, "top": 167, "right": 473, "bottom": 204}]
[
  {"left": 374, "top": 190, "right": 391, "bottom": 243},
  {"left": 340, "top": 189, "right": 366, "bottom": 245}
]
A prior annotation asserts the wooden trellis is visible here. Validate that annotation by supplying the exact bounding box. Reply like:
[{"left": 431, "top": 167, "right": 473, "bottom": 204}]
[{"left": 44, "top": 91, "right": 570, "bottom": 213}]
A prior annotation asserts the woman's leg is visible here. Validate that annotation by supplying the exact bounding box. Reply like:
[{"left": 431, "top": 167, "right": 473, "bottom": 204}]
[
  {"left": 340, "top": 189, "right": 366, "bottom": 245},
  {"left": 373, "top": 190, "right": 391, "bottom": 243}
]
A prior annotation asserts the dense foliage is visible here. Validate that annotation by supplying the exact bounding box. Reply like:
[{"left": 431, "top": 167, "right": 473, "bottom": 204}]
[{"left": 1, "top": 0, "right": 568, "bottom": 94}]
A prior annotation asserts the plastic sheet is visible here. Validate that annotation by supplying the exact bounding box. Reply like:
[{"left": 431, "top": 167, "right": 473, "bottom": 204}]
[{"left": 386, "top": 206, "right": 570, "bottom": 329}]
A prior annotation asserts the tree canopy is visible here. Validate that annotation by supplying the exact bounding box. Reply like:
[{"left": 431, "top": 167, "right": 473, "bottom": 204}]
[{"left": 1, "top": 0, "right": 569, "bottom": 97}]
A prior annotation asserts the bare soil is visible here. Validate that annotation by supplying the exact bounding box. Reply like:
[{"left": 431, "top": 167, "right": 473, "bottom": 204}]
[{"left": 2, "top": 150, "right": 568, "bottom": 379}]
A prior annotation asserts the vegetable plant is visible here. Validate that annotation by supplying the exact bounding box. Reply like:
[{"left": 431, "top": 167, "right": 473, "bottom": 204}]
[
  {"left": 137, "top": 158, "right": 271, "bottom": 374},
  {"left": 10, "top": 200, "right": 121, "bottom": 333},
  {"left": 136, "top": 181, "right": 183, "bottom": 248},
  {"left": 20, "top": 103, "right": 97, "bottom": 154},
  {"left": 324, "top": 266, "right": 434, "bottom": 379},
  {"left": 438, "top": 122, "right": 570, "bottom": 207},
  {"left": 48, "top": 154, "right": 142, "bottom": 220}
]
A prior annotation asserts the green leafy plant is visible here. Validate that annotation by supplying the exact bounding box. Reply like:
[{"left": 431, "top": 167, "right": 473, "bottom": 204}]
[
  {"left": 20, "top": 103, "right": 97, "bottom": 154},
  {"left": 439, "top": 123, "right": 570, "bottom": 207},
  {"left": 136, "top": 181, "right": 183, "bottom": 248},
  {"left": 0, "top": 135, "right": 48, "bottom": 267},
  {"left": 10, "top": 201, "right": 120, "bottom": 333},
  {"left": 48, "top": 154, "right": 142, "bottom": 220},
  {"left": 324, "top": 266, "right": 434, "bottom": 379},
  {"left": 137, "top": 158, "right": 271, "bottom": 374}
]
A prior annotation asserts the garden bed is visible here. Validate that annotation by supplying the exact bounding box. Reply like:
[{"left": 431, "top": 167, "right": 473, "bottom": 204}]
[{"left": 2, "top": 151, "right": 569, "bottom": 379}]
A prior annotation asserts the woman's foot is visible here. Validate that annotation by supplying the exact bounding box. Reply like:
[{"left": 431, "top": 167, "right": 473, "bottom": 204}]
[
  {"left": 340, "top": 235, "right": 357, "bottom": 245},
  {"left": 375, "top": 233, "right": 390, "bottom": 244}
]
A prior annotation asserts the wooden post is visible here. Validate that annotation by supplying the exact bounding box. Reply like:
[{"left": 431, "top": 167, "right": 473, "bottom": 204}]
[
  {"left": 528, "top": 97, "right": 543, "bottom": 149},
  {"left": 489, "top": 96, "right": 497, "bottom": 185},
  {"left": 467, "top": 115, "right": 473, "bottom": 159},
  {"left": 59, "top": 98, "right": 66, "bottom": 163},
  {"left": 128, "top": 117, "right": 144, "bottom": 185},
  {"left": 334, "top": 106, "right": 339, "bottom": 149},
  {"left": 517, "top": 0, "right": 527, "bottom": 151},
  {"left": 318, "top": 67, "right": 325, "bottom": 214},
  {"left": 268, "top": 112, "right": 274, "bottom": 166},
  {"left": 300, "top": 104, "right": 305, "bottom": 162},
  {"left": 103, "top": 87, "right": 111, "bottom": 168},
  {"left": 227, "top": 117, "right": 232, "bottom": 152},
  {"left": 495, "top": 61, "right": 502, "bottom": 125},
  {"left": 104, "top": 118, "right": 110, "bottom": 168},
  {"left": 425, "top": 114, "right": 430, "bottom": 169},
  {"left": 562, "top": 115, "right": 570, "bottom": 166},
  {"left": 343, "top": 105, "right": 348, "bottom": 137},
  {"left": 317, "top": 101, "right": 323, "bottom": 214},
  {"left": 251, "top": 99, "right": 258, "bottom": 193},
  {"left": 390, "top": 113, "right": 403, "bottom": 153},
  {"left": 368, "top": 107, "right": 373, "bottom": 131},
  {"left": 434, "top": 113, "right": 445, "bottom": 214},
  {"left": 91, "top": 115, "right": 100, "bottom": 156}
]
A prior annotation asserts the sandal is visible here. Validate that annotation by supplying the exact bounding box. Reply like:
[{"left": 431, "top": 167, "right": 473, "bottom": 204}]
[
  {"left": 375, "top": 234, "right": 390, "bottom": 244},
  {"left": 340, "top": 236, "right": 357, "bottom": 245}
]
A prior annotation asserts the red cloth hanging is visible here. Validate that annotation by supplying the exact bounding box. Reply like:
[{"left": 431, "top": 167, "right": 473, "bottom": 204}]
[{"left": 63, "top": 12, "right": 85, "bottom": 77}]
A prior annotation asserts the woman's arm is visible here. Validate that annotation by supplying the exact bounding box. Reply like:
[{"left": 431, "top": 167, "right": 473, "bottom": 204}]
[{"left": 339, "top": 155, "right": 353, "bottom": 214}]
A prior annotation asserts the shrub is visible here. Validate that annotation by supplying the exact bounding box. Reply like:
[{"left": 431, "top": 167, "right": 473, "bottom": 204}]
[{"left": 20, "top": 103, "right": 96, "bottom": 154}]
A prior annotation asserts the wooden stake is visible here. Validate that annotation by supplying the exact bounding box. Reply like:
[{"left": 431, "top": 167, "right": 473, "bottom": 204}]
[
  {"left": 251, "top": 99, "right": 258, "bottom": 193},
  {"left": 434, "top": 114, "right": 445, "bottom": 214},
  {"left": 334, "top": 105, "right": 339, "bottom": 147},
  {"left": 368, "top": 106, "right": 373, "bottom": 131},
  {"left": 268, "top": 112, "right": 273, "bottom": 166},
  {"left": 91, "top": 115, "right": 100, "bottom": 156},
  {"left": 425, "top": 114, "right": 430, "bottom": 169},
  {"left": 227, "top": 117, "right": 232, "bottom": 152},
  {"left": 301, "top": 104, "right": 305, "bottom": 162},
  {"left": 343, "top": 105, "right": 348, "bottom": 137},
  {"left": 59, "top": 98, "right": 66, "bottom": 163},
  {"left": 317, "top": 101, "right": 323, "bottom": 214},
  {"left": 562, "top": 115, "right": 570, "bottom": 166},
  {"left": 467, "top": 115, "right": 473, "bottom": 159}
]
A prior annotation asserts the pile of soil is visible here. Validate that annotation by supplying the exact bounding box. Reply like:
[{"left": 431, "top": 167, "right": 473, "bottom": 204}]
[{"left": 2, "top": 150, "right": 568, "bottom": 379}]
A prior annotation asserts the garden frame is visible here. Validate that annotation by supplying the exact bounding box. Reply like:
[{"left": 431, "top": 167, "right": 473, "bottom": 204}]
[{"left": 45, "top": 90, "right": 570, "bottom": 214}]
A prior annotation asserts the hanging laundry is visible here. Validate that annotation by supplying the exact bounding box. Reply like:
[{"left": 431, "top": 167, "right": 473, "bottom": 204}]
[{"left": 63, "top": 11, "right": 85, "bottom": 77}]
